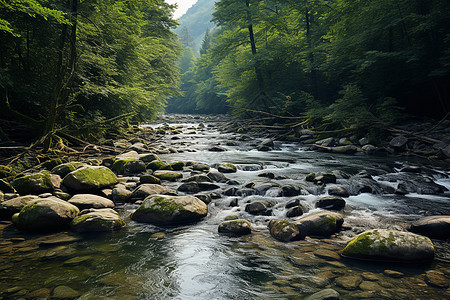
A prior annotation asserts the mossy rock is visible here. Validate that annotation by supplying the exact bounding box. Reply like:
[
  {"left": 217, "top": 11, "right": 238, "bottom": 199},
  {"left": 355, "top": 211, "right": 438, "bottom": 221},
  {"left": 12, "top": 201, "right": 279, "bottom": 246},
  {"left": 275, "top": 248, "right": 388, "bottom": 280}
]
[
  {"left": 153, "top": 170, "right": 183, "bottom": 182},
  {"left": 12, "top": 171, "right": 58, "bottom": 195},
  {"left": 268, "top": 219, "right": 301, "bottom": 242},
  {"left": 218, "top": 219, "right": 251, "bottom": 236},
  {"left": 111, "top": 159, "right": 146, "bottom": 175},
  {"left": 296, "top": 211, "right": 344, "bottom": 238},
  {"left": 342, "top": 229, "right": 435, "bottom": 262},
  {"left": 140, "top": 174, "right": 161, "bottom": 185},
  {"left": 51, "top": 163, "right": 81, "bottom": 178},
  {"left": 62, "top": 166, "right": 118, "bottom": 193},
  {"left": 217, "top": 163, "right": 237, "bottom": 173},
  {"left": 306, "top": 173, "right": 316, "bottom": 182},
  {"left": 0, "top": 165, "right": 14, "bottom": 179},
  {"left": 146, "top": 160, "right": 167, "bottom": 171},
  {"left": 12, "top": 197, "right": 80, "bottom": 232},
  {"left": 131, "top": 194, "right": 207, "bottom": 225},
  {"left": 71, "top": 208, "right": 125, "bottom": 232}
]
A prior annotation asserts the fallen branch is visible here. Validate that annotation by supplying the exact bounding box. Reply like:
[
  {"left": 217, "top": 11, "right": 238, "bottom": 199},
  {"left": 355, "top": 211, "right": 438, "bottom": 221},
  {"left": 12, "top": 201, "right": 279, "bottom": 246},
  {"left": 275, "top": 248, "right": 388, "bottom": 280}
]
[{"left": 388, "top": 128, "right": 441, "bottom": 144}]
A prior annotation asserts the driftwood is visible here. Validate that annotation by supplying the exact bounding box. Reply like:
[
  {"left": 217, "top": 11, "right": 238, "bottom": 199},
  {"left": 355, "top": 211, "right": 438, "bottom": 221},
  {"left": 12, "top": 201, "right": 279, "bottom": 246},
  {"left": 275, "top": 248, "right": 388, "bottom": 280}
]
[{"left": 388, "top": 128, "right": 441, "bottom": 144}]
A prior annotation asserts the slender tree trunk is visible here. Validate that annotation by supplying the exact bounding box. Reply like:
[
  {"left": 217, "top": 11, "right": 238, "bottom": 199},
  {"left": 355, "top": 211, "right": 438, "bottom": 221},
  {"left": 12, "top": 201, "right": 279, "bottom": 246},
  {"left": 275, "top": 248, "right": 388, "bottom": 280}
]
[
  {"left": 305, "top": 6, "right": 318, "bottom": 100},
  {"left": 246, "top": 0, "right": 268, "bottom": 111},
  {"left": 44, "top": 0, "right": 78, "bottom": 151}
]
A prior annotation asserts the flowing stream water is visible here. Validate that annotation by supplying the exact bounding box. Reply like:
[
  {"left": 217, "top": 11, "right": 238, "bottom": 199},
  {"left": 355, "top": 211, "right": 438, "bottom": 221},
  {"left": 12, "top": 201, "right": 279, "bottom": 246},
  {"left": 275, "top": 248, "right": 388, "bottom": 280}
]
[{"left": 0, "top": 115, "right": 449, "bottom": 299}]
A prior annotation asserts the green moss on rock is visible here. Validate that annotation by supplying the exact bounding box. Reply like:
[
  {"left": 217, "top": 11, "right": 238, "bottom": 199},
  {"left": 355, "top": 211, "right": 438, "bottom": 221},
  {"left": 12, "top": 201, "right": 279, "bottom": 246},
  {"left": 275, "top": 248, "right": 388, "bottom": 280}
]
[
  {"left": 342, "top": 229, "right": 435, "bottom": 262},
  {"left": 62, "top": 166, "right": 118, "bottom": 193},
  {"left": 12, "top": 171, "right": 55, "bottom": 195},
  {"left": 146, "top": 160, "right": 167, "bottom": 171}
]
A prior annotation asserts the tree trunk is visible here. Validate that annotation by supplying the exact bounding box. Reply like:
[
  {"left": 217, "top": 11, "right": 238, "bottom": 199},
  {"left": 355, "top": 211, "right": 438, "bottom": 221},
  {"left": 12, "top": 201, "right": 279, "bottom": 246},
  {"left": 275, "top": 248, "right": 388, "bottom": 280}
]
[{"left": 305, "top": 6, "right": 318, "bottom": 100}]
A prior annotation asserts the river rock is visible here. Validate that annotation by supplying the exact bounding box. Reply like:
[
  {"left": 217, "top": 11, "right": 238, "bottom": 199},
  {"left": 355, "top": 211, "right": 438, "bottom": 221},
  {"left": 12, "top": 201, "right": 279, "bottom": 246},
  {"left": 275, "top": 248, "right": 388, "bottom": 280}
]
[
  {"left": 138, "top": 153, "right": 161, "bottom": 163},
  {"left": 112, "top": 159, "right": 146, "bottom": 175},
  {"left": 223, "top": 187, "right": 238, "bottom": 196},
  {"left": 111, "top": 187, "right": 132, "bottom": 203},
  {"left": 129, "top": 142, "right": 148, "bottom": 153},
  {"left": 314, "top": 173, "right": 336, "bottom": 184},
  {"left": 12, "top": 197, "right": 79, "bottom": 231},
  {"left": 0, "top": 195, "right": 39, "bottom": 218},
  {"left": 116, "top": 150, "right": 140, "bottom": 160},
  {"left": 296, "top": 211, "right": 344, "bottom": 237},
  {"left": 62, "top": 166, "right": 118, "bottom": 193},
  {"left": 71, "top": 208, "right": 125, "bottom": 232},
  {"left": 51, "top": 162, "right": 82, "bottom": 177},
  {"left": 131, "top": 195, "right": 207, "bottom": 225},
  {"left": 153, "top": 170, "right": 183, "bottom": 181},
  {"left": 183, "top": 175, "right": 212, "bottom": 183},
  {"left": 285, "top": 198, "right": 303, "bottom": 209},
  {"left": 342, "top": 229, "right": 435, "bottom": 262},
  {"left": 166, "top": 161, "right": 185, "bottom": 171},
  {"left": 218, "top": 219, "right": 251, "bottom": 236},
  {"left": 207, "top": 171, "right": 228, "bottom": 183},
  {"left": 389, "top": 135, "right": 408, "bottom": 150},
  {"left": 140, "top": 174, "right": 161, "bottom": 184},
  {"left": 245, "top": 201, "right": 272, "bottom": 216},
  {"left": 304, "top": 288, "right": 340, "bottom": 300},
  {"left": 218, "top": 163, "right": 237, "bottom": 173},
  {"left": 68, "top": 194, "right": 115, "bottom": 210},
  {"left": 194, "top": 194, "right": 212, "bottom": 204},
  {"left": 268, "top": 219, "right": 301, "bottom": 242},
  {"left": 208, "top": 145, "right": 227, "bottom": 152},
  {"left": 192, "top": 162, "right": 210, "bottom": 172},
  {"left": 51, "top": 285, "right": 81, "bottom": 299},
  {"left": 178, "top": 182, "right": 201, "bottom": 193},
  {"left": 132, "top": 184, "right": 168, "bottom": 200},
  {"left": 12, "top": 171, "right": 60, "bottom": 195},
  {"left": 327, "top": 186, "right": 350, "bottom": 197},
  {"left": 146, "top": 160, "right": 167, "bottom": 171},
  {"left": 409, "top": 216, "right": 450, "bottom": 239},
  {"left": 315, "top": 196, "right": 346, "bottom": 210},
  {"left": 286, "top": 206, "right": 304, "bottom": 218},
  {"left": 425, "top": 270, "right": 449, "bottom": 288},
  {"left": 281, "top": 184, "right": 304, "bottom": 196},
  {"left": 335, "top": 275, "right": 362, "bottom": 290}
]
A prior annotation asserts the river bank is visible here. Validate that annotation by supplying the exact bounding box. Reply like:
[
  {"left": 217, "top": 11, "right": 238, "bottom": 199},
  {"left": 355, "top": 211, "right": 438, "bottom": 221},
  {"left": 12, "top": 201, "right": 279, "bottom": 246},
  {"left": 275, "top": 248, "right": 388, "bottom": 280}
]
[{"left": 0, "top": 114, "right": 449, "bottom": 299}]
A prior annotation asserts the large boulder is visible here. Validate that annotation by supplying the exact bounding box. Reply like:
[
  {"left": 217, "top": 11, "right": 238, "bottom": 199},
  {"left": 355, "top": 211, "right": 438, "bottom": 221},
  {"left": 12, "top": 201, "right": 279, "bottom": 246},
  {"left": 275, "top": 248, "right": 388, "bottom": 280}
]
[
  {"left": 131, "top": 195, "right": 207, "bottom": 225},
  {"left": 12, "top": 197, "right": 79, "bottom": 231},
  {"left": 51, "top": 162, "right": 83, "bottom": 178},
  {"left": 68, "top": 194, "right": 115, "bottom": 210},
  {"left": 268, "top": 219, "right": 301, "bottom": 242},
  {"left": 409, "top": 216, "right": 450, "bottom": 240},
  {"left": 62, "top": 166, "right": 118, "bottom": 193},
  {"left": 296, "top": 212, "right": 344, "bottom": 238},
  {"left": 12, "top": 171, "right": 60, "bottom": 195},
  {"left": 71, "top": 208, "right": 125, "bottom": 232},
  {"left": 218, "top": 219, "right": 252, "bottom": 236},
  {"left": 342, "top": 229, "right": 435, "bottom": 262},
  {"left": 0, "top": 195, "right": 39, "bottom": 218}
]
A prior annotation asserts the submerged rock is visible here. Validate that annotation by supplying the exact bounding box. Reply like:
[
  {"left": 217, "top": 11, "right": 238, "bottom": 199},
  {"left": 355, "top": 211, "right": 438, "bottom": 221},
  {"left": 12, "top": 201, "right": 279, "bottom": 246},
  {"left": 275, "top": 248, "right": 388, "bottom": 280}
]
[
  {"left": 409, "top": 216, "right": 450, "bottom": 239},
  {"left": 304, "top": 288, "right": 340, "bottom": 300},
  {"left": 71, "top": 208, "right": 125, "bottom": 232},
  {"left": 296, "top": 211, "right": 344, "bottom": 237},
  {"left": 131, "top": 194, "right": 207, "bottom": 225},
  {"left": 218, "top": 219, "right": 251, "bottom": 236},
  {"left": 12, "top": 197, "right": 79, "bottom": 231},
  {"left": 342, "top": 229, "right": 435, "bottom": 262},
  {"left": 268, "top": 219, "right": 301, "bottom": 242},
  {"left": 62, "top": 166, "right": 118, "bottom": 193}
]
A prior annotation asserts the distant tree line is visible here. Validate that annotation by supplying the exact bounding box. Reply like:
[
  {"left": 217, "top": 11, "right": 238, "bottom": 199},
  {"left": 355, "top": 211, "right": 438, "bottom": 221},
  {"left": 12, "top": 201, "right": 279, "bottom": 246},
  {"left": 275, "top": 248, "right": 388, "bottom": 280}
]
[{"left": 169, "top": 0, "right": 450, "bottom": 127}]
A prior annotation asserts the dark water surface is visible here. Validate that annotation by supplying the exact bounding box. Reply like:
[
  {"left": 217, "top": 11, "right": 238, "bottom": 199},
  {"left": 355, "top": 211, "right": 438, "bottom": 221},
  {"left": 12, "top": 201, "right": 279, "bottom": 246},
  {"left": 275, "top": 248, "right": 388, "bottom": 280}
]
[{"left": 1, "top": 116, "right": 449, "bottom": 299}]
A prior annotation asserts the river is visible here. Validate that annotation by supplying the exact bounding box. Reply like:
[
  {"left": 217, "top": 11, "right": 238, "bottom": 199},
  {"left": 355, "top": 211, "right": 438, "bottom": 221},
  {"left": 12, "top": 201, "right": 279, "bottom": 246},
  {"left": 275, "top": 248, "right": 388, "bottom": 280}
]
[{"left": 0, "top": 115, "right": 449, "bottom": 299}]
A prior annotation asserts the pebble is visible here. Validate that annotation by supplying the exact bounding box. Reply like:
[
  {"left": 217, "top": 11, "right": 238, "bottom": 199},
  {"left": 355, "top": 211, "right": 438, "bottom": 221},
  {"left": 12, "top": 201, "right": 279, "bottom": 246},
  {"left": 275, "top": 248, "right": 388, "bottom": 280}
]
[{"left": 383, "top": 269, "right": 404, "bottom": 278}]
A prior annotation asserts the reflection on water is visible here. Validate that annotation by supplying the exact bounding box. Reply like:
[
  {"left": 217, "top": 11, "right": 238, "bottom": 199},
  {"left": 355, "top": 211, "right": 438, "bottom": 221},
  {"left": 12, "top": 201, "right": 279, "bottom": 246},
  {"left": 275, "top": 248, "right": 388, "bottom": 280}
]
[{"left": 1, "top": 119, "right": 450, "bottom": 299}]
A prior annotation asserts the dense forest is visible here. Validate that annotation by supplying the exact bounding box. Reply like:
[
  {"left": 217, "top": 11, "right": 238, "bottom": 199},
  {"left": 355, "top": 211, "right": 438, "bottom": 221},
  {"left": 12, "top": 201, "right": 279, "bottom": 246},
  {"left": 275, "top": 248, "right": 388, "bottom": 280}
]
[
  {"left": 1, "top": 0, "right": 450, "bottom": 147},
  {"left": 0, "top": 0, "right": 180, "bottom": 148},
  {"left": 169, "top": 0, "right": 450, "bottom": 126}
]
